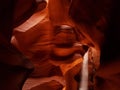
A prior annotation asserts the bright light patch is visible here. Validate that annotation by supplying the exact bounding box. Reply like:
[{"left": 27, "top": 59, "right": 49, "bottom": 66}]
[{"left": 79, "top": 51, "right": 89, "bottom": 90}]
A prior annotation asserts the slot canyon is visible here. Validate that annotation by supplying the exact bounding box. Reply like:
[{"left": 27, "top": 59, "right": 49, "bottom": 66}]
[{"left": 0, "top": 0, "right": 120, "bottom": 90}]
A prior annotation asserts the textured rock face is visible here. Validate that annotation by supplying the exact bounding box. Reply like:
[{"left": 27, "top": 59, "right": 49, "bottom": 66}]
[
  {"left": 30, "top": 80, "right": 63, "bottom": 90},
  {"left": 0, "top": 0, "right": 38, "bottom": 90},
  {"left": 11, "top": 0, "right": 120, "bottom": 90},
  {"left": 12, "top": 0, "right": 101, "bottom": 90},
  {"left": 23, "top": 77, "right": 65, "bottom": 90},
  {"left": 0, "top": 0, "right": 119, "bottom": 90}
]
